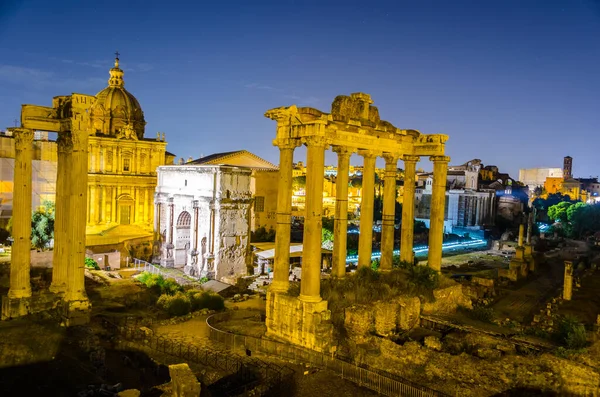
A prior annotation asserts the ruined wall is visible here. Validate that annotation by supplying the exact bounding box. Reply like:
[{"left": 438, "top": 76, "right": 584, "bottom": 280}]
[
  {"left": 422, "top": 284, "right": 472, "bottom": 314},
  {"left": 250, "top": 170, "right": 278, "bottom": 232}
]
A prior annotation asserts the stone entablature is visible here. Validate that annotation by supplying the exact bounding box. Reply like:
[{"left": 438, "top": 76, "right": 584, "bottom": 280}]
[{"left": 154, "top": 165, "right": 253, "bottom": 281}]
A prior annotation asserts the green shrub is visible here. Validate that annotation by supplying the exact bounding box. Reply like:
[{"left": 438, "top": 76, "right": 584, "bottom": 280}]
[
  {"left": 371, "top": 259, "right": 380, "bottom": 271},
  {"left": 554, "top": 315, "right": 588, "bottom": 349},
  {"left": 84, "top": 257, "right": 100, "bottom": 270},
  {"left": 137, "top": 272, "right": 183, "bottom": 296},
  {"left": 199, "top": 276, "right": 209, "bottom": 284},
  {"left": 407, "top": 264, "right": 439, "bottom": 290},
  {"left": 157, "top": 292, "right": 191, "bottom": 317},
  {"left": 188, "top": 291, "right": 225, "bottom": 311},
  {"left": 458, "top": 305, "right": 495, "bottom": 323}
]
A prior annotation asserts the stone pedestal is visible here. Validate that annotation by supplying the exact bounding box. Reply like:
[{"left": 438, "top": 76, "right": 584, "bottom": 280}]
[
  {"left": 161, "top": 243, "right": 175, "bottom": 268},
  {"left": 563, "top": 261, "right": 573, "bottom": 301},
  {"left": 61, "top": 299, "right": 91, "bottom": 327},
  {"left": 509, "top": 247, "right": 529, "bottom": 279},
  {"left": 524, "top": 244, "right": 536, "bottom": 272},
  {"left": 1, "top": 296, "right": 30, "bottom": 320},
  {"left": 265, "top": 291, "right": 334, "bottom": 353}
]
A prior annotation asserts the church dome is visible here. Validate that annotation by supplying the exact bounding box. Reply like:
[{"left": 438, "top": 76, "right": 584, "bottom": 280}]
[{"left": 90, "top": 55, "right": 146, "bottom": 139}]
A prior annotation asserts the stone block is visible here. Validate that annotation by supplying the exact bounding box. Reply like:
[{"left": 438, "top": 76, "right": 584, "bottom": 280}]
[
  {"left": 118, "top": 390, "right": 141, "bottom": 397},
  {"left": 424, "top": 335, "right": 442, "bottom": 351},
  {"left": 60, "top": 299, "right": 91, "bottom": 327},
  {"left": 169, "top": 363, "right": 201, "bottom": 397},
  {"left": 265, "top": 291, "right": 334, "bottom": 352},
  {"left": 373, "top": 302, "right": 397, "bottom": 336},
  {"left": 422, "top": 285, "right": 472, "bottom": 314},
  {"left": 396, "top": 296, "right": 421, "bottom": 331},
  {"left": 1, "top": 291, "right": 62, "bottom": 321},
  {"left": 499, "top": 268, "right": 518, "bottom": 282},
  {"left": 472, "top": 277, "right": 494, "bottom": 288},
  {"left": 344, "top": 305, "right": 373, "bottom": 342}
]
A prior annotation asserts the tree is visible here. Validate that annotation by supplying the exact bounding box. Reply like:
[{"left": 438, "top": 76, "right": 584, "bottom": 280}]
[
  {"left": 292, "top": 176, "right": 306, "bottom": 190},
  {"left": 31, "top": 200, "right": 55, "bottom": 251},
  {"left": 321, "top": 227, "right": 334, "bottom": 250},
  {"left": 548, "top": 201, "right": 573, "bottom": 223}
]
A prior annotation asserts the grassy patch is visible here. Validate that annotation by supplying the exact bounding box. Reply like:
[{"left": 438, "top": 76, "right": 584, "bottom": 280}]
[
  {"left": 457, "top": 305, "right": 495, "bottom": 323},
  {"left": 553, "top": 315, "right": 588, "bottom": 349}
]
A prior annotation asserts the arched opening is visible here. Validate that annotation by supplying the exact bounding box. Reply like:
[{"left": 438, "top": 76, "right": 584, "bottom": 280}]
[
  {"left": 175, "top": 211, "right": 191, "bottom": 268},
  {"left": 117, "top": 194, "right": 134, "bottom": 225}
]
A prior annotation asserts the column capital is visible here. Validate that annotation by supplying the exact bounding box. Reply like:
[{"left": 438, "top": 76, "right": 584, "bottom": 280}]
[
  {"left": 357, "top": 149, "right": 379, "bottom": 159},
  {"left": 332, "top": 145, "right": 355, "bottom": 157},
  {"left": 304, "top": 136, "right": 330, "bottom": 149},
  {"left": 430, "top": 155, "right": 450, "bottom": 163},
  {"left": 382, "top": 152, "right": 400, "bottom": 164},
  {"left": 11, "top": 128, "right": 34, "bottom": 148},
  {"left": 273, "top": 138, "right": 301, "bottom": 150},
  {"left": 402, "top": 155, "right": 420, "bottom": 163}
]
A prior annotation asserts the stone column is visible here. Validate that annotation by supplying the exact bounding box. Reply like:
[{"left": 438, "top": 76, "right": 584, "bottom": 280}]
[
  {"left": 8, "top": 128, "right": 34, "bottom": 299},
  {"left": 162, "top": 197, "right": 175, "bottom": 268},
  {"left": 271, "top": 141, "right": 297, "bottom": 293},
  {"left": 380, "top": 153, "right": 399, "bottom": 271},
  {"left": 50, "top": 133, "right": 72, "bottom": 294},
  {"left": 518, "top": 223, "right": 524, "bottom": 247},
  {"left": 332, "top": 146, "right": 352, "bottom": 278},
  {"left": 428, "top": 156, "right": 450, "bottom": 272},
  {"left": 526, "top": 212, "right": 533, "bottom": 244},
  {"left": 190, "top": 200, "right": 200, "bottom": 271},
  {"left": 300, "top": 137, "right": 327, "bottom": 303},
  {"left": 154, "top": 195, "right": 160, "bottom": 240},
  {"left": 358, "top": 150, "right": 377, "bottom": 268},
  {"left": 563, "top": 261, "right": 573, "bottom": 300},
  {"left": 400, "top": 155, "right": 419, "bottom": 264},
  {"left": 63, "top": 127, "right": 90, "bottom": 320}
]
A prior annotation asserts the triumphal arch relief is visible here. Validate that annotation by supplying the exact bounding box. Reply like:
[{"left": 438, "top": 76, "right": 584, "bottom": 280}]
[
  {"left": 1, "top": 94, "right": 93, "bottom": 325},
  {"left": 264, "top": 93, "right": 449, "bottom": 352}
]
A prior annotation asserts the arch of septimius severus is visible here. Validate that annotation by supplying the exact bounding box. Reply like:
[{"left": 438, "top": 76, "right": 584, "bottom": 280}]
[
  {"left": 1, "top": 94, "right": 93, "bottom": 325},
  {"left": 264, "top": 93, "right": 449, "bottom": 352}
]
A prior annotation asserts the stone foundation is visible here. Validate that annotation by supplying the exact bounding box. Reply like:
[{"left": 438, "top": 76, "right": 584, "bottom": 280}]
[
  {"left": 60, "top": 299, "right": 91, "bottom": 327},
  {"left": 265, "top": 291, "right": 334, "bottom": 353},
  {"left": 422, "top": 285, "right": 472, "bottom": 314},
  {"left": 1, "top": 291, "right": 62, "bottom": 321}
]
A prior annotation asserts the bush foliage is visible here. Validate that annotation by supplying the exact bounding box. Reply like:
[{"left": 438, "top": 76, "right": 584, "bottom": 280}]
[
  {"left": 156, "top": 289, "right": 225, "bottom": 317},
  {"left": 84, "top": 257, "right": 100, "bottom": 270},
  {"left": 138, "top": 272, "right": 184, "bottom": 296},
  {"left": 554, "top": 315, "right": 588, "bottom": 349}
]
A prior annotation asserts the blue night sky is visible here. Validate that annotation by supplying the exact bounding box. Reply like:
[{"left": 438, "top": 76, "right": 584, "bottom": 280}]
[{"left": 0, "top": 0, "right": 599, "bottom": 179}]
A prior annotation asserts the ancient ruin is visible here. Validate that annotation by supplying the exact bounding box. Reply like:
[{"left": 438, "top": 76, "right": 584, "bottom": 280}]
[
  {"left": 264, "top": 93, "right": 449, "bottom": 351},
  {"left": 2, "top": 94, "right": 92, "bottom": 325}
]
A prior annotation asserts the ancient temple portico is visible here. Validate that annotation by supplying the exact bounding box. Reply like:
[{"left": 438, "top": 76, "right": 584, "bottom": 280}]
[
  {"left": 264, "top": 93, "right": 449, "bottom": 352},
  {"left": 2, "top": 94, "right": 94, "bottom": 325}
]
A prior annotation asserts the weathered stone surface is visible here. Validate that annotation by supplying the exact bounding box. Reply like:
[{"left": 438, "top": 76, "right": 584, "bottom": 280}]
[
  {"left": 344, "top": 305, "right": 373, "bottom": 343},
  {"left": 168, "top": 363, "right": 201, "bottom": 397},
  {"left": 424, "top": 336, "right": 442, "bottom": 351},
  {"left": 396, "top": 296, "right": 421, "bottom": 331},
  {"left": 118, "top": 390, "right": 141, "bottom": 397},
  {"left": 373, "top": 301, "right": 397, "bottom": 336},
  {"left": 472, "top": 277, "right": 494, "bottom": 288},
  {"left": 265, "top": 291, "right": 333, "bottom": 352},
  {"left": 422, "top": 285, "right": 472, "bottom": 314}
]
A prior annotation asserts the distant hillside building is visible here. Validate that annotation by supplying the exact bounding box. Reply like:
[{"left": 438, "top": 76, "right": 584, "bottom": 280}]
[{"left": 519, "top": 167, "right": 563, "bottom": 189}]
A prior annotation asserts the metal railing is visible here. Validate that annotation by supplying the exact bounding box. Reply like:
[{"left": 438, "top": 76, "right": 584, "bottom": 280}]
[
  {"left": 207, "top": 310, "right": 448, "bottom": 397},
  {"left": 106, "top": 317, "right": 294, "bottom": 396},
  {"left": 133, "top": 258, "right": 166, "bottom": 277}
]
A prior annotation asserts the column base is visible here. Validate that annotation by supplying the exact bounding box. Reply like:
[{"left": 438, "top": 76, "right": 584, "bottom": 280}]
[
  {"left": 2, "top": 291, "right": 62, "bottom": 321},
  {"left": 60, "top": 298, "right": 91, "bottom": 327},
  {"left": 161, "top": 257, "right": 175, "bottom": 268},
  {"left": 2, "top": 295, "right": 31, "bottom": 320},
  {"left": 49, "top": 283, "right": 67, "bottom": 295},
  {"left": 266, "top": 291, "right": 334, "bottom": 353}
]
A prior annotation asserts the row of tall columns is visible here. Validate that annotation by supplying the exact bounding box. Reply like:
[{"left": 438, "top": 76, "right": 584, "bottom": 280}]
[
  {"left": 7, "top": 127, "right": 89, "bottom": 304},
  {"left": 270, "top": 141, "right": 450, "bottom": 302}
]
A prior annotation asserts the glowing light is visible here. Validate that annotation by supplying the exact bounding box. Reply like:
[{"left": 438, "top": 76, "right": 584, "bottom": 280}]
[{"left": 345, "top": 239, "right": 488, "bottom": 263}]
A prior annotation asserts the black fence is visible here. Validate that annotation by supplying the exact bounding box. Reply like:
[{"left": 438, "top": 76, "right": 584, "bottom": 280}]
[
  {"left": 207, "top": 310, "right": 449, "bottom": 397},
  {"left": 105, "top": 317, "right": 293, "bottom": 396}
]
